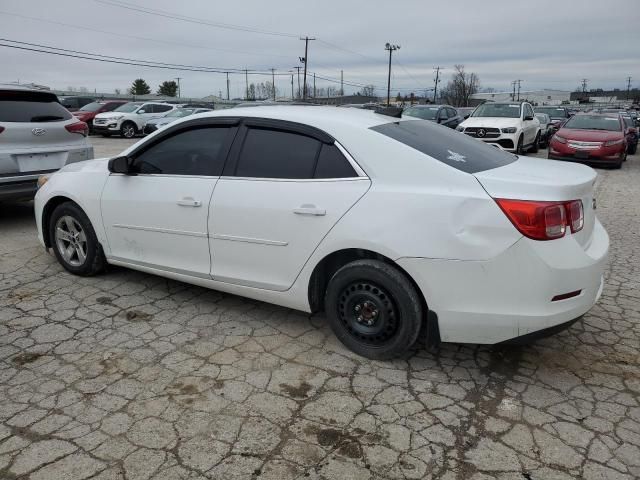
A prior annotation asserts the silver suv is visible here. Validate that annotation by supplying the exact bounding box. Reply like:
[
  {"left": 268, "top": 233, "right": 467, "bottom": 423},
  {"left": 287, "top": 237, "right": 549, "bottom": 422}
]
[{"left": 0, "top": 86, "right": 94, "bottom": 201}]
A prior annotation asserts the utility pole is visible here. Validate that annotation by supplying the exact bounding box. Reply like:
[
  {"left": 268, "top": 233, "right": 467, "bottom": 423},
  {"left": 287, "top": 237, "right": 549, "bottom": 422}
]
[
  {"left": 270, "top": 68, "right": 276, "bottom": 101},
  {"left": 581, "top": 78, "right": 588, "bottom": 94},
  {"left": 175, "top": 77, "right": 182, "bottom": 98},
  {"left": 244, "top": 69, "right": 249, "bottom": 100},
  {"left": 384, "top": 43, "right": 400, "bottom": 106},
  {"left": 290, "top": 73, "right": 294, "bottom": 99},
  {"left": 627, "top": 76, "right": 632, "bottom": 101},
  {"left": 433, "top": 66, "right": 441, "bottom": 103},
  {"left": 511, "top": 80, "right": 516, "bottom": 101},
  {"left": 313, "top": 73, "right": 316, "bottom": 98},
  {"left": 225, "top": 72, "right": 230, "bottom": 101},
  {"left": 293, "top": 66, "right": 302, "bottom": 99},
  {"left": 299, "top": 36, "right": 316, "bottom": 100},
  {"left": 340, "top": 70, "right": 344, "bottom": 96},
  {"left": 516, "top": 79, "right": 522, "bottom": 101}
]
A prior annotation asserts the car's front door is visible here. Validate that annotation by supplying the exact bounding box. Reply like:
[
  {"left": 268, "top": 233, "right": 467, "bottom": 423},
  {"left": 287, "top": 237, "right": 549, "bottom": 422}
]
[
  {"left": 101, "top": 123, "right": 236, "bottom": 277},
  {"left": 522, "top": 104, "right": 537, "bottom": 145},
  {"left": 209, "top": 122, "right": 370, "bottom": 291}
]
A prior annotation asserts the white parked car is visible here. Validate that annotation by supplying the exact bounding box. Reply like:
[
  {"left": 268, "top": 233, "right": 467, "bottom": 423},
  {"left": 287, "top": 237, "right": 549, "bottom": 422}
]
[
  {"left": 93, "top": 102, "right": 177, "bottom": 138},
  {"left": 34, "top": 107, "right": 608, "bottom": 359},
  {"left": 0, "top": 85, "right": 93, "bottom": 202},
  {"left": 457, "top": 102, "right": 541, "bottom": 154}
]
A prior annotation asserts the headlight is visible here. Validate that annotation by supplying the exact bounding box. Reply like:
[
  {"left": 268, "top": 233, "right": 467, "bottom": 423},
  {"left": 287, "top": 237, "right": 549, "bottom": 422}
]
[
  {"left": 37, "top": 174, "right": 50, "bottom": 189},
  {"left": 110, "top": 115, "right": 124, "bottom": 121},
  {"left": 604, "top": 139, "right": 624, "bottom": 146},
  {"left": 501, "top": 127, "right": 517, "bottom": 134},
  {"left": 456, "top": 126, "right": 465, "bottom": 132},
  {"left": 552, "top": 135, "right": 567, "bottom": 144}
]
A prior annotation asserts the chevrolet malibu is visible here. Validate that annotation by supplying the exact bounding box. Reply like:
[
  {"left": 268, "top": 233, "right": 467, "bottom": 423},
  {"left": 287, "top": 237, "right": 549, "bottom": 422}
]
[{"left": 34, "top": 107, "right": 609, "bottom": 359}]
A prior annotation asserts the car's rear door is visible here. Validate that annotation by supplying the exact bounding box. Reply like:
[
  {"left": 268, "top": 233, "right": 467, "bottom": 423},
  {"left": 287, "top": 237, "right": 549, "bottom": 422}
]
[
  {"left": 101, "top": 121, "right": 237, "bottom": 277},
  {"left": 209, "top": 120, "right": 370, "bottom": 291}
]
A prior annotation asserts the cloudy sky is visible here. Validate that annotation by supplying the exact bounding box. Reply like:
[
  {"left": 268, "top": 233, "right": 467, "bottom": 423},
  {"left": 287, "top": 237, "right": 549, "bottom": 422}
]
[{"left": 0, "top": 0, "right": 637, "bottom": 99}]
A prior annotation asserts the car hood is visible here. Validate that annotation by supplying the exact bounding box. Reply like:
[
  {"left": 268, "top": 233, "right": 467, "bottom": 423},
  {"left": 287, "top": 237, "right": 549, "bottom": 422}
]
[
  {"left": 556, "top": 128, "right": 623, "bottom": 142},
  {"left": 59, "top": 158, "right": 110, "bottom": 174},
  {"left": 461, "top": 117, "right": 521, "bottom": 128}
]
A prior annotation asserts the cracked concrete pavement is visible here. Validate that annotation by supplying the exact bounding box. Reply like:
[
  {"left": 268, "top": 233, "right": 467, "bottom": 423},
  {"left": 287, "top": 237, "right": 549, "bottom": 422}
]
[{"left": 0, "top": 137, "right": 638, "bottom": 479}]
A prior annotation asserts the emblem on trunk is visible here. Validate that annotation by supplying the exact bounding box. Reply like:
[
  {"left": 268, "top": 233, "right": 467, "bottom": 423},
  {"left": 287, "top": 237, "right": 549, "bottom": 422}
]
[{"left": 32, "top": 128, "right": 46, "bottom": 136}]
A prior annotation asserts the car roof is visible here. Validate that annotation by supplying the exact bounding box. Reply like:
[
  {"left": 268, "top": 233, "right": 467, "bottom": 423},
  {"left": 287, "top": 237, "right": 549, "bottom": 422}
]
[
  {"left": 406, "top": 104, "right": 447, "bottom": 108},
  {"left": 0, "top": 84, "right": 51, "bottom": 92},
  {"left": 195, "top": 106, "right": 396, "bottom": 131}
]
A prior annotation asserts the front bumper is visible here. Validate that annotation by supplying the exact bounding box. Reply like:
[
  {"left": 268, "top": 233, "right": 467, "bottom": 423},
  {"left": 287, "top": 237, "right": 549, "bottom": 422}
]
[
  {"left": 397, "top": 219, "right": 609, "bottom": 344},
  {"left": 464, "top": 131, "right": 518, "bottom": 152}
]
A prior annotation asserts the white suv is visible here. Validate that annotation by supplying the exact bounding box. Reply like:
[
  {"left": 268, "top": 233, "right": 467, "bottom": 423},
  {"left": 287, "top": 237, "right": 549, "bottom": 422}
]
[
  {"left": 457, "top": 102, "right": 541, "bottom": 154},
  {"left": 93, "top": 102, "right": 176, "bottom": 138}
]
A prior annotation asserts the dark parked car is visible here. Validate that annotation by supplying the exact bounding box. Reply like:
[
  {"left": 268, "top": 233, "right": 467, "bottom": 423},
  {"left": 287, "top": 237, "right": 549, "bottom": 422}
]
[
  {"left": 622, "top": 115, "right": 638, "bottom": 154},
  {"left": 401, "top": 105, "right": 463, "bottom": 129},
  {"left": 534, "top": 106, "right": 572, "bottom": 131},
  {"left": 72, "top": 100, "right": 128, "bottom": 133},
  {"left": 58, "top": 96, "right": 95, "bottom": 112}
]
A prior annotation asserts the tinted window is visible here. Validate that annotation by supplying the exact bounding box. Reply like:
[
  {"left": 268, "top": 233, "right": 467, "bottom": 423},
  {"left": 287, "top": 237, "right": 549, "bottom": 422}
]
[
  {"left": 134, "top": 127, "right": 231, "bottom": 176},
  {"left": 447, "top": 108, "right": 457, "bottom": 118},
  {"left": 236, "top": 128, "right": 321, "bottom": 179},
  {"left": 370, "top": 120, "right": 517, "bottom": 174},
  {"left": 0, "top": 90, "right": 73, "bottom": 122},
  {"left": 104, "top": 102, "right": 124, "bottom": 112},
  {"left": 473, "top": 104, "right": 521, "bottom": 118},
  {"left": 314, "top": 144, "right": 357, "bottom": 178},
  {"left": 155, "top": 104, "right": 173, "bottom": 113}
]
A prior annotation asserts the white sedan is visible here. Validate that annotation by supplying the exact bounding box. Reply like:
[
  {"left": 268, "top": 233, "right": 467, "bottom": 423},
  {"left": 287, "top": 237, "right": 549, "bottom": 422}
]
[{"left": 34, "top": 107, "right": 609, "bottom": 359}]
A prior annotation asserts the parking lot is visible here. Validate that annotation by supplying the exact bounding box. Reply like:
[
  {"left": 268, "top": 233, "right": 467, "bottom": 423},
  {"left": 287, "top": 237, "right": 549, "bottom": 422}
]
[{"left": 0, "top": 137, "right": 639, "bottom": 479}]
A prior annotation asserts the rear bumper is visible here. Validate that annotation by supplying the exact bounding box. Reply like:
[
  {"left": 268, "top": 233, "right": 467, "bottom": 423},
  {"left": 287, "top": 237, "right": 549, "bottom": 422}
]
[
  {"left": 0, "top": 178, "right": 38, "bottom": 201},
  {"left": 397, "top": 219, "right": 609, "bottom": 344}
]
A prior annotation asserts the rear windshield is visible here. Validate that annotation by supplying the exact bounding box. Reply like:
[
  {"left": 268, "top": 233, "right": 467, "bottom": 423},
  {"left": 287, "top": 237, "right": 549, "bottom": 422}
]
[
  {"left": 403, "top": 107, "right": 439, "bottom": 120},
  {"left": 0, "top": 90, "right": 72, "bottom": 122},
  {"left": 79, "top": 102, "right": 104, "bottom": 112},
  {"left": 563, "top": 115, "right": 622, "bottom": 131},
  {"left": 371, "top": 120, "right": 517, "bottom": 174}
]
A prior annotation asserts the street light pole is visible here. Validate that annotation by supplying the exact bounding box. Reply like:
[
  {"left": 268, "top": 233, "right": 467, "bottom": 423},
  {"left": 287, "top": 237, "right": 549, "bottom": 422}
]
[
  {"left": 384, "top": 43, "right": 400, "bottom": 106},
  {"left": 174, "top": 77, "right": 182, "bottom": 98}
]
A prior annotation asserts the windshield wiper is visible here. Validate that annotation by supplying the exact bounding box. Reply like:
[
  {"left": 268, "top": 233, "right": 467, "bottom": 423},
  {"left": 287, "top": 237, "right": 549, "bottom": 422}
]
[{"left": 31, "top": 115, "right": 65, "bottom": 122}]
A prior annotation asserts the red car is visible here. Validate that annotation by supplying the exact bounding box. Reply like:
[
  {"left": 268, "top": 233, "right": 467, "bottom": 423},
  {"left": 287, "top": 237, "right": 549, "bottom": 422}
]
[
  {"left": 72, "top": 100, "right": 128, "bottom": 133},
  {"left": 548, "top": 113, "right": 627, "bottom": 168}
]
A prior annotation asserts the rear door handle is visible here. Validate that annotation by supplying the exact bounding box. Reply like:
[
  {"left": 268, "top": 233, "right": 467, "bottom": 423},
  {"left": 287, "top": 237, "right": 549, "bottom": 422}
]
[
  {"left": 177, "top": 197, "right": 201, "bottom": 207},
  {"left": 293, "top": 205, "right": 326, "bottom": 216}
]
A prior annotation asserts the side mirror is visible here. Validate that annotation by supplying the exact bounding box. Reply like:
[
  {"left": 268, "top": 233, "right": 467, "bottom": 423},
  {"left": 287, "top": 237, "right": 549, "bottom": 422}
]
[
  {"left": 524, "top": 115, "right": 534, "bottom": 121},
  {"left": 108, "top": 156, "right": 135, "bottom": 175},
  {"left": 464, "top": 114, "right": 470, "bottom": 119}
]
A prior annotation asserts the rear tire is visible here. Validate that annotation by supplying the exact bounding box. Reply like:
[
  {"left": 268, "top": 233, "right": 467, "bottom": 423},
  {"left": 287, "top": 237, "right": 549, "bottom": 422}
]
[
  {"left": 629, "top": 143, "right": 637, "bottom": 155},
  {"left": 324, "top": 259, "right": 423, "bottom": 360},
  {"left": 120, "top": 121, "right": 137, "bottom": 139},
  {"left": 49, "top": 202, "right": 106, "bottom": 276}
]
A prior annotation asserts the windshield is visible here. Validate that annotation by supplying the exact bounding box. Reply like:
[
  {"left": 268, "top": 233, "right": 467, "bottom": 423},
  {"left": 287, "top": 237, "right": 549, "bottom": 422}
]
[
  {"left": 535, "top": 114, "right": 548, "bottom": 123},
  {"left": 79, "top": 102, "right": 104, "bottom": 112},
  {"left": 114, "top": 102, "right": 142, "bottom": 113},
  {"left": 472, "top": 104, "right": 521, "bottom": 118},
  {"left": 535, "top": 107, "right": 567, "bottom": 118},
  {"left": 403, "top": 107, "right": 439, "bottom": 120},
  {"left": 563, "top": 115, "right": 622, "bottom": 131},
  {"left": 165, "top": 108, "right": 195, "bottom": 118}
]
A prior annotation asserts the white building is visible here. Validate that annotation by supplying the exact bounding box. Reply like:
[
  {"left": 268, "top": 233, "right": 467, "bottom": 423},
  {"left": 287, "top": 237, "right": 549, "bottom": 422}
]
[{"left": 471, "top": 89, "right": 571, "bottom": 106}]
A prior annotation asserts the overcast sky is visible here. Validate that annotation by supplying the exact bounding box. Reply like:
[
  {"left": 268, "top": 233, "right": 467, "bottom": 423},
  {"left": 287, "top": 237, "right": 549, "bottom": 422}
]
[{"left": 0, "top": 0, "right": 637, "bottom": 99}]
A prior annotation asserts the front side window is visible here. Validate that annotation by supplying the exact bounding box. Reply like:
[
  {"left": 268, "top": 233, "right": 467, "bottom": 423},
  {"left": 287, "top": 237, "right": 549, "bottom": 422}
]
[
  {"left": 155, "top": 104, "right": 174, "bottom": 113},
  {"left": 134, "top": 127, "right": 232, "bottom": 176},
  {"left": 235, "top": 128, "right": 321, "bottom": 179}
]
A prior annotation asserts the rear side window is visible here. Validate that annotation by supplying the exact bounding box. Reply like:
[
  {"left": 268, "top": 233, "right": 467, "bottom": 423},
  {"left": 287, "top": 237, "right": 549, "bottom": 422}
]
[
  {"left": 315, "top": 144, "right": 357, "bottom": 178},
  {"left": 155, "top": 104, "right": 173, "bottom": 113},
  {"left": 0, "top": 90, "right": 72, "bottom": 122},
  {"left": 236, "top": 128, "right": 321, "bottom": 179},
  {"left": 134, "top": 127, "right": 232, "bottom": 176},
  {"left": 370, "top": 120, "right": 517, "bottom": 174}
]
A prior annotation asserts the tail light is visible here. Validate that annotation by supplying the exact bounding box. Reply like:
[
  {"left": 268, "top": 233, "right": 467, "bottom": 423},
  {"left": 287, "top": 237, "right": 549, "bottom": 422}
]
[
  {"left": 65, "top": 121, "right": 89, "bottom": 137},
  {"left": 495, "top": 199, "right": 584, "bottom": 241}
]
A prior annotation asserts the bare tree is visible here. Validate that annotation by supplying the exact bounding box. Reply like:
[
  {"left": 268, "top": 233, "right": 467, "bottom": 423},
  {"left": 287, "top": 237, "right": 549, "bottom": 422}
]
[
  {"left": 359, "top": 84, "right": 376, "bottom": 97},
  {"left": 440, "top": 65, "right": 480, "bottom": 107}
]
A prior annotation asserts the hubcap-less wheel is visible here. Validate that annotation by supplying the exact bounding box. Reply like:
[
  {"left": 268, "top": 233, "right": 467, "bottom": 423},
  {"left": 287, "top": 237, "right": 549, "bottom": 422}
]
[
  {"left": 55, "top": 215, "right": 87, "bottom": 267},
  {"left": 338, "top": 281, "right": 399, "bottom": 345},
  {"left": 122, "top": 123, "right": 136, "bottom": 138}
]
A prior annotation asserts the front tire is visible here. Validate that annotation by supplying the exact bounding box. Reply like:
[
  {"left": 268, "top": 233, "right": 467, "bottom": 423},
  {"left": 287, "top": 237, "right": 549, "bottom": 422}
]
[
  {"left": 49, "top": 202, "right": 106, "bottom": 276},
  {"left": 324, "top": 259, "right": 423, "bottom": 360},
  {"left": 120, "top": 121, "right": 137, "bottom": 139},
  {"left": 516, "top": 135, "right": 524, "bottom": 155}
]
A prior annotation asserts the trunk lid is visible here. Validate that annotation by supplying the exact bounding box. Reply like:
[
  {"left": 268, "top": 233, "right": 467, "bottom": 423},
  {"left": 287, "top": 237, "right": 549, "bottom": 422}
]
[{"left": 474, "top": 156, "right": 597, "bottom": 247}]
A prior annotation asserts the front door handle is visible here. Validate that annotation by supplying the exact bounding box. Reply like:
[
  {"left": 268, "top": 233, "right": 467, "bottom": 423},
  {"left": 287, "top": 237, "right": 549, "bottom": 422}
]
[
  {"left": 293, "top": 204, "right": 326, "bottom": 216},
  {"left": 177, "top": 197, "right": 202, "bottom": 207}
]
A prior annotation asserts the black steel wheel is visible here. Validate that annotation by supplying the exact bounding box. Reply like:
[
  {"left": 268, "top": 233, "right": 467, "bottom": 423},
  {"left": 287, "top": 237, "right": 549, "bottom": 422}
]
[{"left": 325, "top": 259, "right": 423, "bottom": 359}]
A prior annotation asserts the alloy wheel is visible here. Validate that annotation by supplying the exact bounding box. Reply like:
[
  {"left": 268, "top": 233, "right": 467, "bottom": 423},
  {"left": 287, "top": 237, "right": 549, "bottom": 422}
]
[{"left": 55, "top": 215, "right": 88, "bottom": 267}]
